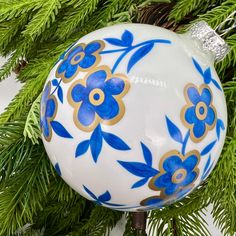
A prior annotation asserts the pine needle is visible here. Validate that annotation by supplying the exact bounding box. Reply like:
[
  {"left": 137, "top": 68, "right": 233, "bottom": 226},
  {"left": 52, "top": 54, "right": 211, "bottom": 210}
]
[
  {"left": 0, "top": 57, "right": 54, "bottom": 123},
  {"left": 0, "top": 0, "right": 43, "bottom": 22},
  {"left": 23, "top": 0, "right": 62, "bottom": 39},
  {"left": 55, "top": 0, "right": 100, "bottom": 40},
  {"left": 23, "top": 94, "right": 41, "bottom": 144}
]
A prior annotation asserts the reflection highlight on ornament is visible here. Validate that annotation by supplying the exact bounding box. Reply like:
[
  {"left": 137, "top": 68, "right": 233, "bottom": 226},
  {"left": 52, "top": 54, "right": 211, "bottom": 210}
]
[{"left": 129, "top": 75, "right": 167, "bottom": 88}]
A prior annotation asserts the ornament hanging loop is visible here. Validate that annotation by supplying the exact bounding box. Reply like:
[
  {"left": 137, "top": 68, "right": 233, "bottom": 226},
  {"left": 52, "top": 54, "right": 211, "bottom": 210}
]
[{"left": 215, "top": 11, "right": 236, "bottom": 37}]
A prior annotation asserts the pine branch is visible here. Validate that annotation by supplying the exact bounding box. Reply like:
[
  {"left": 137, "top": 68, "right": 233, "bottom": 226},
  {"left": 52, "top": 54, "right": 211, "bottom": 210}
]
[
  {"left": 55, "top": 0, "right": 100, "bottom": 40},
  {"left": 149, "top": 210, "right": 210, "bottom": 236},
  {"left": 0, "top": 0, "right": 43, "bottom": 22},
  {"left": 210, "top": 137, "right": 236, "bottom": 235},
  {"left": 0, "top": 139, "right": 33, "bottom": 182},
  {"left": 93, "top": 0, "right": 135, "bottom": 27},
  {"left": 0, "top": 144, "right": 51, "bottom": 235},
  {"left": 0, "top": 57, "right": 55, "bottom": 124},
  {"left": 0, "top": 121, "right": 30, "bottom": 181},
  {"left": 38, "top": 194, "right": 87, "bottom": 236},
  {"left": 169, "top": 0, "right": 224, "bottom": 22},
  {"left": 192, "top": 0, "right": 236, "bottom": 29},
  {"left": 23, "top": 94, "right": 41, "bottom": 144},
  {"left": 0, "top": 38, "right": 36, "bottom": 81},
  {"left": 0, "top": 120, "right": 24, "bottom": 148},
  {"left": 216, "top": 34, "right": 236, "bottom": 76},
  {"left": 67, "top": 206, "right": 123, "bottom": 236},
  {"left": 223, "top": 80, "right": 236, "bottom": 135},
  {"left": 0, "top": 0, "right": 235, "bottom": 235},
  {"left": 169, "top": 0, "right": 205, "bottom": 21},
  {"left": 0, "top": 48, "right": 22, "bottom": 81},
  {"left": 22, "top": 0, "right": 62, "bottom": 39},
  {"left": 0, "top": 14, "right": 28, "bottom": 52}
]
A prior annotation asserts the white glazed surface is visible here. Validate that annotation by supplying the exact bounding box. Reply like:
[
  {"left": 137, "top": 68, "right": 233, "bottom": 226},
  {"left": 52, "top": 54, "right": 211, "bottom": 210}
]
[{"left": 41, "top": 24, "right": 227, "bottom": 211}]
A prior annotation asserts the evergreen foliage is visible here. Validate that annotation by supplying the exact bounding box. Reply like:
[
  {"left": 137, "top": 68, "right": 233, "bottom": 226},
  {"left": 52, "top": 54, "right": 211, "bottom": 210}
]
[{"left": 0, "top": 0, "right": 235, "bottom": 235}]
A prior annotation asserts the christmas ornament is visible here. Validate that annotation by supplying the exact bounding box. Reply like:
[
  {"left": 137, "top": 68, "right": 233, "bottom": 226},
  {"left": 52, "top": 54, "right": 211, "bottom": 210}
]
[{"left": 40, "top": 21, "right": 229, "bottom": 211}]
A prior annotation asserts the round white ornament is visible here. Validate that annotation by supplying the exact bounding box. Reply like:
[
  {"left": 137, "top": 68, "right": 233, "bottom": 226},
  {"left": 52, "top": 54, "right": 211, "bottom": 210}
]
[{"left": 40, "top": 22, "right": 228, "bottom": 211}]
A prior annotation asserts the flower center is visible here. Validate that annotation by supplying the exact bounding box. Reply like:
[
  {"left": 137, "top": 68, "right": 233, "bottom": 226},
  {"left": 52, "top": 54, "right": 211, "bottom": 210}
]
[
  {"left": 172, "top": 168, "right": 187, "bottom": 184},
  {"left": 195, "top": 102, "right": 207, "bottom": 120},
  {"left": 70, "top": 52, "right": 85, "bottom": 65},
  {"left": 89, "top": 88, "right": 105, "bottom": 106}
]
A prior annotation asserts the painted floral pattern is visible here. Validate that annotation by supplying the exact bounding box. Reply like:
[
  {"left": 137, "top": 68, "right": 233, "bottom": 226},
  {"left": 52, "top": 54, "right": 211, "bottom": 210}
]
[
  {"left": 118, "top": 142, "right": 159, "bottom": 189},
  {"left": 149, "top": 150, "right": 200, "bottom": 195},
  {"left": 40, "top": 82, "right": 57, "bottom": 141},
  {"left": 40, "top": 28, "right": 226, "bottom": 210},
  {"left": 40, "top": 82, "right": 72, "bottom": 142},
  {"left": 56, "top": 40, "right": 104, "bottom": 83},
  {"left": 140, "top": 187, "right": 192, "bottom": 211},
  {"left": 68, "top": 66, "right": 130, "bottom": 132},
  {"left": 181, "top": 83, "right": 217, "bottom": 142}
]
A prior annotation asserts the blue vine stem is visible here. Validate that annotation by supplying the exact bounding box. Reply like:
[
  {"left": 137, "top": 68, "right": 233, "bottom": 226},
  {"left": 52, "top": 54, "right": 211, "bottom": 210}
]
[
  {"left": 100, "top": 39, "right": 171, "bottom": 73},
  {"left": 181, "top": 130, "right": 190, "bottom": 155}
]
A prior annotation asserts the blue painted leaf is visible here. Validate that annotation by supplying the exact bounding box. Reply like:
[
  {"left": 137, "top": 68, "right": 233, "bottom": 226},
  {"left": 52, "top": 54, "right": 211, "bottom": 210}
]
[
  {"left": 202, "top": 155, "right": 214, "bottom": 180},
  {"left": 102, "top": 131, "right": 130, "bottom": 150},
  {"left": 51, "top": 121, "right": 73, "bottom": 138},
  {"left": 201, "top": 140, "right": 217, "bottom": 156},
  {"left": 141, "top": 142, "right": 152, "bottom": 166},
  {"left": 121, "top": 30, "right": 133, "bottom": 46},
  {"left": 203, "top": 68, "right": 212, "bottom": 84},
  {"left": 192, "top": 58, "right": 204, "bottom": 75},
  {"left": 75, "top": 140, "right": 90, "bottom": 157},
  {"left": 104, "top": 38, "right": 127, "bottom": 47},
  {"left": 165, "top": 116, "right": 183, "bottom": 144},
  {"left": 98, "top": 191, "right": 111, "bottom": 202},
  {"left": 181, "top": 130, "right": 190, "bottom": 155},
  {"left": 127, "top": 42, "right": 154, "bottom": 73},
  {"left": 57, "top": 86, "right": 63, "bottom": 103},
  {"left": 212, "top": 79, "right": 222, "bottom": 91},
  {"left": 83, "top": 185, "right": 97, "bottom": 201},
  {"left": 216, "top": 119, "right": 225, "bottom": 140},
  {"left": 132, "top": 177, "right": 149, "bottom": 189},
  {"left": 55, "top": 162, "right": 61, "bottom": 176},
  {"left": 118, "top": 161, "right": 159, "bottom": 177},
  {"left": 90, "top": 125, "right": 103, "bottom": 163},
  {"left": 52, "top": 79, "right": 59, "bottom": 86},
  {"left": 203, "top": 155, "right": 211, "bottom": 174}
]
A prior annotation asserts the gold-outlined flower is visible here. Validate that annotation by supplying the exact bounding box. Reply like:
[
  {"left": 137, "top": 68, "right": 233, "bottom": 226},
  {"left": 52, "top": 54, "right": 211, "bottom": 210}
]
[
  {"left": 140, "top": 185, "right": 194, "bottom": 210},
  {"left": 67, "top": 65, "right": 130, "bottom": 132},
  {"left": 148, "top": 150, "right": 200, "bottom": 195},
  {"left": 181, "top": 83, "right": 217, "bottom": 143},
  {"left": 40, "top": 82, "right": 58, "bottom": 142},
  {"left": 56, "top": 40, "right": 105, "bottom": 83}
]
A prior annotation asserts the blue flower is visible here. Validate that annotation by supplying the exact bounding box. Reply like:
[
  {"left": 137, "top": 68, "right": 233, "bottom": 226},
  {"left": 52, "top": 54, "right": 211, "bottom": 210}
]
[
  {"left": 181, "top": 83, "right": 217, "bottom": 142},
  {"left": 68, "top": 66, "right": 130, "bottom": 132},
  {"left": 40, "top": 82, "right": 57, "bottom": 142},
  {"left": 56, "top": 40, "right": 105, "bottom": 83},
  {"left": 140, "top": 196, "right": 164, "bottom": 210},
  {"left": 149, "top": 150, "right": 199, "bottom": 195},
  {"left": 140, "top": 186, "right": 193, "bottom": 210}
]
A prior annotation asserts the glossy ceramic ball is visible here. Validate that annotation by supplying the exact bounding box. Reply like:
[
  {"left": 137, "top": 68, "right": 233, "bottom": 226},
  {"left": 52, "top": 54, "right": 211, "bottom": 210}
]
[{"left": 40, "top": 24, "right": 227, "bottom": 211}]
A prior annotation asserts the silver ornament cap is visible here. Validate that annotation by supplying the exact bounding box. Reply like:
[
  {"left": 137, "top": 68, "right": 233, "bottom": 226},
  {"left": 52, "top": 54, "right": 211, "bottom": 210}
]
[{"left": 189, "top": 21, "right": 230, "bottom": 61}]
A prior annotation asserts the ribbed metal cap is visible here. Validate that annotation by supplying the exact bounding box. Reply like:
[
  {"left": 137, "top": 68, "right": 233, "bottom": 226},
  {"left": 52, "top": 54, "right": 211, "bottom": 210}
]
[{"left": 189, "top": 21, "right": 230, "bottom": 61}]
